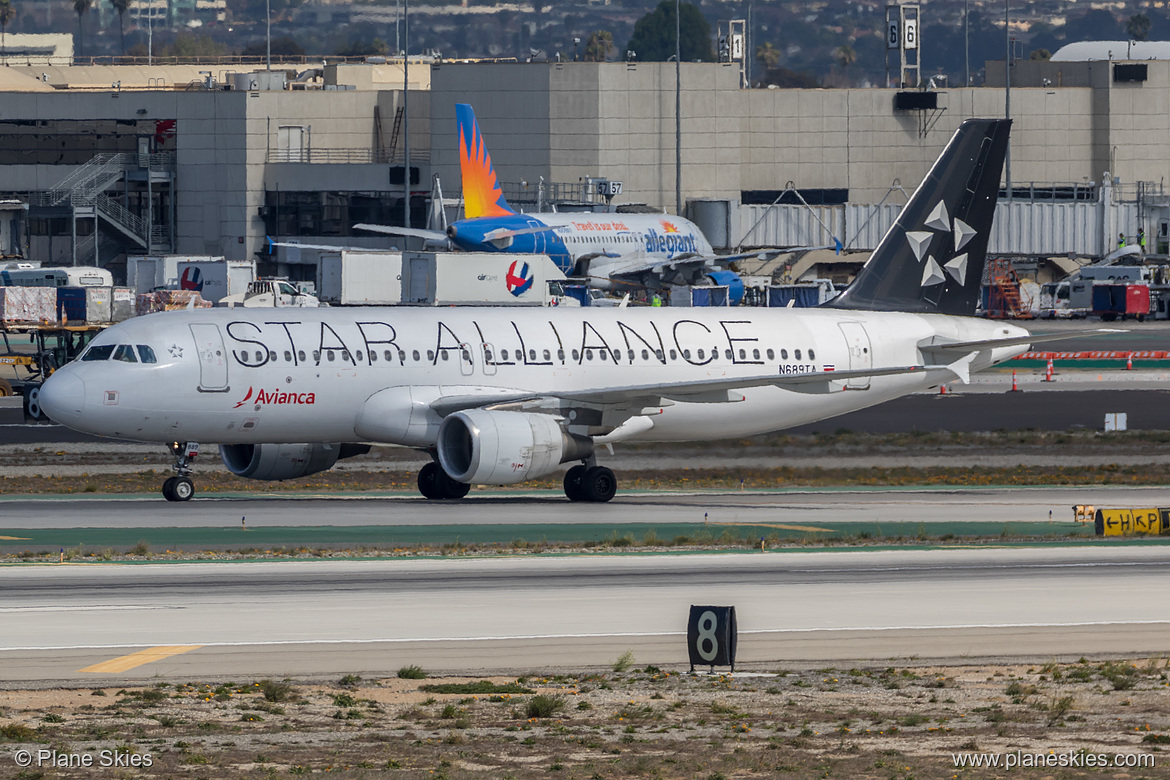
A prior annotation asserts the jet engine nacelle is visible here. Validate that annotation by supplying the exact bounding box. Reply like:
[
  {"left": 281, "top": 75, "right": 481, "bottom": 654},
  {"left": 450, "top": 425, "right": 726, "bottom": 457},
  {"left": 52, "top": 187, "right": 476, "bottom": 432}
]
[
  {"left": 220, "top": 442, "right": 371, "bottom": 481},
  {"left": 437, "top": 410, "right": 593, "bottom": 485}
]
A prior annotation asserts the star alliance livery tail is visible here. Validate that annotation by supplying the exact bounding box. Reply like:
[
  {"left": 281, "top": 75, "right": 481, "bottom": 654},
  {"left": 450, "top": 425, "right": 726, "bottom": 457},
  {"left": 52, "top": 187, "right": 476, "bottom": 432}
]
[
  {"left": 456, "top": 103, "right": 516, "bottom": 219},
  {"left": 828, "top": 118, "right": 1011, "bottom": 316}
]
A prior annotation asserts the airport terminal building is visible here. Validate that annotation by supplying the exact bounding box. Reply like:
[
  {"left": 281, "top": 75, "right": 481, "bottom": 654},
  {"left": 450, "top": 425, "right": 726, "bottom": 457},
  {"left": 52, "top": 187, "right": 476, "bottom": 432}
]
[{"left": 1, "top": 48, "right": 1169, "bottom": 282}]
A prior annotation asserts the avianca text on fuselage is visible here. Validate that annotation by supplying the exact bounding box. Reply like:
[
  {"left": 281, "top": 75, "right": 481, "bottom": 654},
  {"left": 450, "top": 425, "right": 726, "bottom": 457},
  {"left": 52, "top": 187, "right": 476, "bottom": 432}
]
[{"left": 233, "top": 386, "right": 317, "bottom": 408}]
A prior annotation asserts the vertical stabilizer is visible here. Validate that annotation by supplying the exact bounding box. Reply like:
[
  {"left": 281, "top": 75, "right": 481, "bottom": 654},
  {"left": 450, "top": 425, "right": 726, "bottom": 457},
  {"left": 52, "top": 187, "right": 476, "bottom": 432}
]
[
  {"left": 456, "top": 103, "right": 515, "bottom": 219},
  {"left": 828, "top": 119, "right": 1011, "bottom": 315}
]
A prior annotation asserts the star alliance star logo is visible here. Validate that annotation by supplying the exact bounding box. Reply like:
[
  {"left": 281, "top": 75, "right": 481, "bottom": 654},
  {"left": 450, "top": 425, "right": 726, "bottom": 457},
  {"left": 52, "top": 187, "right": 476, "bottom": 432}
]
[
  {"left": 169, "top": 344, "right": 183, "bottom": 359},
  {"left": 905, "top": 201, "right": 977, "bottom": 289}
]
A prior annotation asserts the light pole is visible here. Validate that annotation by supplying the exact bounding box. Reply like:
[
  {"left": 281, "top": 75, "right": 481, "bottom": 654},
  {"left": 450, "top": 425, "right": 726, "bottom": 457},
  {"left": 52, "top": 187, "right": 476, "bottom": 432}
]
[
  {"left": 265, "top": 0, "right": 271, "bottom": 71},
  {"left": 1004, "top": 0, "right": 1011, "bottom": 202},
  {"left": 675, "top": 0, "right": 681, "bottom": 216},
  {"left": 403, "top": 0, "right": 410, "bottom": 230}
]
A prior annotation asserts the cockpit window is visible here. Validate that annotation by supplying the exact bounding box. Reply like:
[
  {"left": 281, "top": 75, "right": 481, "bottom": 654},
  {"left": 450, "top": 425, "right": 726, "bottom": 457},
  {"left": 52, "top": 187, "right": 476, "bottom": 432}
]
[
  {"left": 81, "top": 344, "right": 115, "bottom": 361},
  {"left": 113, "top": 344, "right": 138, "bottom": 363},
  {"left": 137, "top": 345, "right": 157, "bottom": 364}
]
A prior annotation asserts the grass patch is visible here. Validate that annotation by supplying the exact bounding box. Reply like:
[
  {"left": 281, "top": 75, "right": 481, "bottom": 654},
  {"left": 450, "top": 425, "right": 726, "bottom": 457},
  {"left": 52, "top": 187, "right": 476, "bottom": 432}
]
[{"left": 419, "top": 681, "right": 534, "bottom": 695}]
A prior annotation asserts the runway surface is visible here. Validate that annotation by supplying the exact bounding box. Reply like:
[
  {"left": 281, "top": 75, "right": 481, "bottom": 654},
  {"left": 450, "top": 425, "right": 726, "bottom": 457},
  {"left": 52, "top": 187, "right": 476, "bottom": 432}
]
[
  {"left": 4, "top": 485, "right": 1168, "bottom": 528},
  {"left": 2, "top": 547, "right": 1168, "bottom": 683}
]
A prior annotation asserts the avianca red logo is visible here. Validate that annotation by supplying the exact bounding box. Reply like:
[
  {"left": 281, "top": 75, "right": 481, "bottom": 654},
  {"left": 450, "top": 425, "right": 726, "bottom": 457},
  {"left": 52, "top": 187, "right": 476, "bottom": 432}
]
[{"left": 233, "top": 386, "right": 316, "bottom": 408}]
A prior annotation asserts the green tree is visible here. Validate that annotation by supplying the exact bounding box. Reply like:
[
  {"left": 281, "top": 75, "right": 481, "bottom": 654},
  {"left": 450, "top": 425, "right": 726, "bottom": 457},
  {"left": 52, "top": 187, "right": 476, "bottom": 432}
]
[
  {"left": 833, "top": 43, "right": 855, "bottom": 85},
  {"left": 583, "top": 30, "right": 613, "bottom": 61},
  {"left": 242, "top": 36, "right": 304, "bottom": 57},
  {"left": 755, "top": 41, "right": 780, "bottom": 70},
  {"left": 159, "top": 33, "right": 226, "bottom": 57},
  {"left": 1126, "top": 13, "right": 1151, "bottom": 41},
  {"left": 73, "top": 0, "right": 92, "bottom": 58},
  {"left": 110, "top": 0, "right": 130, "bottom": 56},
  {"left": 1029, "top": 48, "right": 1051, "bottom": 61},
  {"left": 625, "top": 1, "right": 714, "bottom": 63},
  {"left": 0, "top": 0, "right": 13, "bottom": 57}
]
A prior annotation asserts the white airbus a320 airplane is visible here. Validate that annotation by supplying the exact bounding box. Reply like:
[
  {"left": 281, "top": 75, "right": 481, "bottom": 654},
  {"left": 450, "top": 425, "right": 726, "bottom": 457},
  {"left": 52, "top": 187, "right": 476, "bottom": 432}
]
[{"left": 42, "top": 119, "right": 1034, "bottom": 503}]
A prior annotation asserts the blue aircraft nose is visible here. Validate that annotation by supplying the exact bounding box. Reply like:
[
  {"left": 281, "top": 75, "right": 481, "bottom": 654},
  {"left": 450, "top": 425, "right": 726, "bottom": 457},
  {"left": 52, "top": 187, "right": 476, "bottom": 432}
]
[{"left": 39, "top": 371, "right": 86, "bottom": 424}]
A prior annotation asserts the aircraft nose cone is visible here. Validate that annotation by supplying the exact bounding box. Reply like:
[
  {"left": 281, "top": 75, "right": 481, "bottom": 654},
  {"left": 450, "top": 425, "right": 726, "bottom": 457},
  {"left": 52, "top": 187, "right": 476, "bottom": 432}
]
[{"left": 39, "top": 371, "right": 86, "bottom": 423}]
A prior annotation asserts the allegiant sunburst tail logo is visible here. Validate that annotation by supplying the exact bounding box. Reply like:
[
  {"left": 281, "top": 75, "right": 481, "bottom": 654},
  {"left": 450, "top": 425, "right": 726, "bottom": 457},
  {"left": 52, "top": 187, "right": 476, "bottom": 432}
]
[
  {"left": 456, "top": 103, "right": 514, "bottom": 219},
  {"left": 234, "top": 386, "right": 316, "bottom": 408},
  {"left": 643, "top": 219, "right": 699, "bottom": 257}
]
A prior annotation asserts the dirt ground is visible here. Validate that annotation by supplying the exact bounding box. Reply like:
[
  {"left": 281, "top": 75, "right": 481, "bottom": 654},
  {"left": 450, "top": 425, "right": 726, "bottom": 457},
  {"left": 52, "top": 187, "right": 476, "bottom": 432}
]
[{"left": 1, "top": 658, "right": 1168, "bottom": 779}]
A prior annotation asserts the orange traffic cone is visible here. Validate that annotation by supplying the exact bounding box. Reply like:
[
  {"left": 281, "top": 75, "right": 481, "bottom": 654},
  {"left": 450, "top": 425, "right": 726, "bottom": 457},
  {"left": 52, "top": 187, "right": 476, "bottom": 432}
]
[
  {"left": 939, "top": 384, "right": 947, "bottom": 395},
  {"left": 1126, "top": 352, "right": 1133, "bottom": 370},
  {"left": 1044, "top": 358, "right": 1054, "bottom": 382},
  {"left": 1010, "top": 370, "right": 1019, "bottom": 392}
]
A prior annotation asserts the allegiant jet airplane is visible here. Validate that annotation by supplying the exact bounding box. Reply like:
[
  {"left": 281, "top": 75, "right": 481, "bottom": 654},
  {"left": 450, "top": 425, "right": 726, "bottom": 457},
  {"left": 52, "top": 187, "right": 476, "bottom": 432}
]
[
  {"left": 356, "top": 103, "right": 757, "bottom": 303},
  {"left": 39, "top": 119, "right": 1082, "bottom": 505}
]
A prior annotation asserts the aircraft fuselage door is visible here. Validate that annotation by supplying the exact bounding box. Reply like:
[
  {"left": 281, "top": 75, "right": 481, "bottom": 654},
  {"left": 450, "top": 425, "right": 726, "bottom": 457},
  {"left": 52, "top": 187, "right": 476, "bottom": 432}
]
[
  {"left": 837, "top": 321, "right": 872, "bottom": 390},
  {"left": 190, "top": 323, "right": 229, "bottom": 392},
  {"left": 481, "top": 343, "right": 497, "bottom": 376},
  {"left": 459, "top": 342, "right": 474, "bottom": 376},
  {"left": 528, "top": 219, "right": 545, "bottom": 254}
]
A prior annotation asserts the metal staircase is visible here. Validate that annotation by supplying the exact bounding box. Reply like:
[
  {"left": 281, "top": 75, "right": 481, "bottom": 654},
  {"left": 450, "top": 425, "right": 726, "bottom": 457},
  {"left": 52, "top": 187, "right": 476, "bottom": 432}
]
[{"left": 32, "top": 152, "right": 175, "bottom": 264}]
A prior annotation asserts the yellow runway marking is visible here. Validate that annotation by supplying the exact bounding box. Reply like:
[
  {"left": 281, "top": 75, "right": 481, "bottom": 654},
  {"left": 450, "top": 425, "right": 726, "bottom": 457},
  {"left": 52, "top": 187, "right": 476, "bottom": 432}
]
[
  {"left": 78, "top": 645, "right": 203, "bottom": 674},
  {"left": 709, "top": 522, "right": 834, "bottom": 533},
  {"left": 0, "top": 536, "right": 30, "bottom": 540}
]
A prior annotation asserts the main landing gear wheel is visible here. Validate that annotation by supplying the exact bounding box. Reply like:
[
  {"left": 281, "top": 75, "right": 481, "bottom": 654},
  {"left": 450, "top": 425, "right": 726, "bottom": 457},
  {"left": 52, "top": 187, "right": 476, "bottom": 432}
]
[
  {"left": 582, "top": 466, "right": 617, "bottom": 503},
  {"left": 418, "top": 462, "right": 470, "bottom": 500},
  {"left": 162, "top": 476, "right": 195, "bottom": 502},
  {"left": 563, "top": 464, "right": 588, "bottom": 502}
]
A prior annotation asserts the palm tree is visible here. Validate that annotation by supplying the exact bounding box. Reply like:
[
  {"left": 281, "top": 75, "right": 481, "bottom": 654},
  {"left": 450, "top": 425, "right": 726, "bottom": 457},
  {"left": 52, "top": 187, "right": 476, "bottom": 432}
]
[
  {"left": 74, "top": 0, "right": 92, "bottom": 59},
  {"left": 833, "top": 43, "right": 856, "bottom": 86},
  {"left": 0, "top": 0, "right": 13, "bottom": 60},
  {"left": 111, "top": 0, "right": 131, "bottom": 56},
  {"left": 583, "top": 30, "right": 613, "bottom": 62},
  {"left": 1126, "top": 13, "right": 1152, "bottom": 41},
  {"left": 755, "top": 41, "right": 780, "bottom": 71}
]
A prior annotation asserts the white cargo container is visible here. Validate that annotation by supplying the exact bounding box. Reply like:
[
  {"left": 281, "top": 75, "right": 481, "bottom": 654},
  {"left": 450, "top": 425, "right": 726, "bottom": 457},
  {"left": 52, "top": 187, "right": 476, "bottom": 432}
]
[
  {"left": 400, "top": 252, "right": 566, "bottom": 306},
  {"left": 126, "top": 255, "right": 221, "bottom": 293},
  {"left": 175, "top": 259, "right": 256, "bottom": 304},
  {"left": 318, "top": 251, "right": 403, "bottom": 305}
]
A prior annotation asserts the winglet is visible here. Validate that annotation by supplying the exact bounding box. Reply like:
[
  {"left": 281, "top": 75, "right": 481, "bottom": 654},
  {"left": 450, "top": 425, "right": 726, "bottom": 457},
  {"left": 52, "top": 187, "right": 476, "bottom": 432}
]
[
  {"left": 946, "top": 353, "right": 976, "bottom": 384},
  {"left": 456, "top": 103, "right": 515, "bottom": 219}
]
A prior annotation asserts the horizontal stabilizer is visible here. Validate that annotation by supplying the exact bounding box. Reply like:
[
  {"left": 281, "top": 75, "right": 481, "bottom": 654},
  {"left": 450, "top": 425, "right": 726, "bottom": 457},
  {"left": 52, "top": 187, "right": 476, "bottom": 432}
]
[
  {"left": 920, "top": 328, "right": 1126, "bottom": 356},
  {"left": 354, "top": 223, "right": 449, "bottom": 242}
]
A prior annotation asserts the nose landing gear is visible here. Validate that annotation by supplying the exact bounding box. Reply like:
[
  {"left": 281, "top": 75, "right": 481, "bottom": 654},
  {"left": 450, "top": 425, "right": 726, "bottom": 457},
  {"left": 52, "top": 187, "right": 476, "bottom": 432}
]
[{"left": 163, "top": 442, "right": 200, "bottom": 502}]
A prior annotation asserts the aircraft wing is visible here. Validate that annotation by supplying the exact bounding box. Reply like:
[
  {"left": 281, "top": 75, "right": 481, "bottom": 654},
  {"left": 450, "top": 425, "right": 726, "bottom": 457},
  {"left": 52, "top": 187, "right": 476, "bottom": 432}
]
[
  {"left": 919, "top": 329, "right": 1126, "bottom": 355},
  {"left": 553, "top": 364, "right": 935, "bottom": 406},
  {"left": 353, "top": 223, "right": 449, "bottom": 242},
  {"left": 268, "top": 239, "right": 382, "bottom": 252}
]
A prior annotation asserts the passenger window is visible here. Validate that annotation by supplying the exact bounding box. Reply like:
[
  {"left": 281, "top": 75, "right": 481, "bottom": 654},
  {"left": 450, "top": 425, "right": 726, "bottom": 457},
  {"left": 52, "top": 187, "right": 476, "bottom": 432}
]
[
  {"left": 383, "top": 350, "right": 393, "bottom": 362},
  {"left": 113, "top": 344, "right": 138, "bottom": 363},
  {"left": 427, "top": 350, "right": 435, "bottom": 361},
  {"left": 529, "top": 350, "right": 536, "bottom": 361},
  {"left": 136, "top": 345, "right": 157, "bottom": 363},
  {"left": 795, "top": 349, "right": 802, "bottom": 360},
  {"left": 557, "top": 349, "right": 565, "bottom": 361},
  {"left": 809, "top": 349, "right": 816, "bottom": 360},
  {"left": 669, "top": 349, "right": 677, "bottom": 360},
  {"left": 752, "top": 349, "right": 760, "bottom": 360},
  {"left": 586, "top": 350, "right": 594, "bottom": 361},
  {"left": 738, "top": 349, "right": 746, "bottom": 360},
  {"left": 284, "top": 350, "right": 293, "bottom": 362},
  {"left": 501, "top": 349, "right": 509, "bottom": 361},
  {"left": 441, "top": 351, "right": 449, "bottom": 361},
  {"left": 354, "top": 351, "right": 362, "bottom": 362},
  {"left": 655, "top": 349, "right": 664, "bottom": 361},
  {"left": 485, "top": 348, "right": 494, "bottom": 361},
  {"left": 697, "top": 349, "right": 705, "bottom": 360},
  {"left": 398, "top": 350, "right": 406, "bottom": 363},
  {"left": 682, "top": 349, "right": 691, "bottom": 359},
  {"left": 641, "top": 349, "right": 650, "bottom": 360},
  {"left": 412, "top": 350, "right": 420, "bottom": 361},
  {"left": 725, "top": 349, "right": 733, "bottom": 360},
  {"left": 255, "top": 350, "right": 264, "bottom": 362},
  {"left": 368, "top": 350, "right": 376, "bottom": 362},
  {"left": 766, "top": 349, "right": 775, "bottom": 360},
  {"left": 269, "top": 351, "right": 278, "bottom": 362},
  {"left": 572, "top": 349, "right": 580, "bottom": 361},
  {"left": 298, "top": 350, "right": 306, "bottom": 362},
  {"left": 781, "top": 349, "right": 788, "bottom": 360},
  {"left": 543, "top": 350, "right": 551, "bottom": 361},
  {"left": 327, "top": 351, "right": 336, "bottom": 362},
  {"left": 313, "top": 350, "right": 321, "bottom": 362}
]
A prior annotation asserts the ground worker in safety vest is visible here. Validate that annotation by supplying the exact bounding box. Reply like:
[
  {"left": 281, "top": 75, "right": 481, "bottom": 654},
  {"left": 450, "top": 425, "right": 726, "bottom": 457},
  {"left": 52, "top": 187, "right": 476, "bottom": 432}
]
[
  {"left": 651, "top": 293, "right": 662, "bottom": 307},
  {"left": 1118, "top": 232, "right": 1126, "bottom": 249},
  {"left": 1139, "top": 228, "right": 1146, "bottom": 253}
]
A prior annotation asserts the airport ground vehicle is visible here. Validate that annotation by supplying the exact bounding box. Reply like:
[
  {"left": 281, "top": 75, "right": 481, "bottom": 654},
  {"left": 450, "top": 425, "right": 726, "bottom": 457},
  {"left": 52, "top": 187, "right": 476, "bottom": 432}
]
[
  {"left": 0, "top": 324, "right": 103, "bottom": 417},
  {"left": 220, "top": 279, "right": 321, "bottom": 308},
  {"left": 0, "top": 266, "right": 113, "bottom": 287}
]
